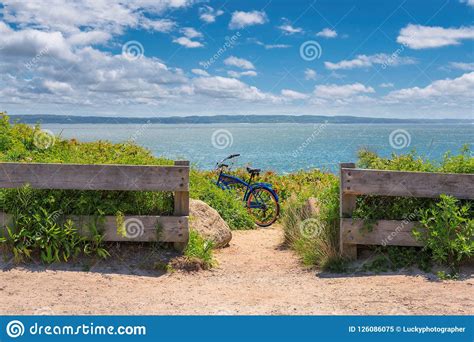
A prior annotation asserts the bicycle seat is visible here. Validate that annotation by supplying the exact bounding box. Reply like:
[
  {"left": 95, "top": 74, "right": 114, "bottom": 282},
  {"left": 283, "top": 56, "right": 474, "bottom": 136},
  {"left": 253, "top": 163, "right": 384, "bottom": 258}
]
[{"left": 246, "top": 167, "right": 261, "bottom": 174}]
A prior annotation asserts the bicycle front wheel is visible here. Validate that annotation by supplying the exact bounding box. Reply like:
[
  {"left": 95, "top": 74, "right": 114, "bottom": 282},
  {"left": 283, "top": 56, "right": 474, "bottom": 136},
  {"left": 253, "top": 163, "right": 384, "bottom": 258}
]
[{"left": 246, "top": 187, "right": 280, "bottom": 227}]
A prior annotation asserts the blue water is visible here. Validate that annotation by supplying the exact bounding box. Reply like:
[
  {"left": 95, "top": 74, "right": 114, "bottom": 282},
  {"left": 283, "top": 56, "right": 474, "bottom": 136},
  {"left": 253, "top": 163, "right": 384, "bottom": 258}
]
[{"left": 44, "top": 123, "right": 473, "bottom": 173}]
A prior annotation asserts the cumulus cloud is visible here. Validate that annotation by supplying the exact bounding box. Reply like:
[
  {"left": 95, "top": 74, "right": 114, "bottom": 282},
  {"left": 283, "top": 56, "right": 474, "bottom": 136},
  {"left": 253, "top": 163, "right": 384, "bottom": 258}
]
[
  {"left": 193, "top": 76, "right": 277, "bottom": 102},
  {"left": 304, "top": 68, "right": 317, "bottom": 80},
  {"left": 0, "top": 22, "right": 77, "bottom": 61},
  {"left": 316, "top": 28, "right": 337, "bottom": 38},
  {"left": 278, "top": 24, "right": 303, "bottom": 35},
  {"left": 324, "top": 53, "right": 416, "bottom": 70},
  {"left": 229, "top": 10, "right": 267, "bottom": 29},
  {"left": 199, "top": 5, "right": 224, "bottom": 23},
  {"left": 380, "top": 82, "right": 394, "bottom": 88},
  {"left": 224, "top": 56, "right": 255, "bottom": 70},
  {"left": 397, "top": 24, "right": 474, "bottom": 49},
  {"left": 281, "top": 89, "right": 309, "bottom": 100},
  {"left": 386, "top": 72, "right": 474, "bottom": 101},
  {"left": 191, "top": 68, "right": 209, "bottom": 76},
  {"left": 141, "top": 18, "right": 176, "bottom": 33},
  {"left": 173, "top": 37, "right": 203, "bottom": 48},
  {"left": 0, "top": 0, "right": 193, "bottom": 34},
  {"left": 449, "top": 62, "right": 474, "bottom": 71},
  {"left": 227, "top": 70, "right": 257, "bottom": 78},
  {"left": 314, "top": 83, "right": 375, "bottom": 98}
]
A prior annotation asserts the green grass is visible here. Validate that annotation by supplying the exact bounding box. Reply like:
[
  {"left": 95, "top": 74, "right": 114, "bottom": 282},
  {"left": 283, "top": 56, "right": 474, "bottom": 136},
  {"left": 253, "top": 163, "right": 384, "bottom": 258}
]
[{"left": 183, "top": 230, "right": 215, "bottom": 270}]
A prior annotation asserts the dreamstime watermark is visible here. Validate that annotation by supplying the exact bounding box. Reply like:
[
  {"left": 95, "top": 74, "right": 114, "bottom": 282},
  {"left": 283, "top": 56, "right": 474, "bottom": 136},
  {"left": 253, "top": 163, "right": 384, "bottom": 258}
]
[
  {"left": 128, "top": 120, "right": 151, "bottom": 144},
  {"left": 123, "top": 218, "right": 145, "bottom": 238},
  {"left": 5, "top": 320, "right": 146, "bottom": 337},
  {"left": 200, "top": 32, "right": 241, "bottom": 69},
  {"left": 24, "top": 47, "right": 49, "bottom": 70},
  {"left": 299, "top": 40, "right": 322, "bottom": 61},
  {"left": 211, "top": 129, "right": 233, "bottom": 149},
  {"left": 33, "top": 129, "right": 56, "bottom": 149},
  {"left": 6, "top": 320, "right": 24, "bottom": 338},
  {"left": 292, "top": 121, "right": 328, "bottom": 158},
  {"left": 299, "top": 218, "right": 323, "bottom": 238},
  {"left": 381, "top": 210, "right": 419, "bottom": 247},
  {"left": 389, "top": 129, "right": 411, "bottom": 149},
  {"left": 122, "top": 40, "right": 144, "bottom": 61}
]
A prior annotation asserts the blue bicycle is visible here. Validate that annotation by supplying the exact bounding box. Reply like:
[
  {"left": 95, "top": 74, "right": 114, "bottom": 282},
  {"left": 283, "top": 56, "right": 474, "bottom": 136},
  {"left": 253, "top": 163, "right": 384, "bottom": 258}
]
[{"left": 214, "top": 154, "right": 280, "bottom": 227}]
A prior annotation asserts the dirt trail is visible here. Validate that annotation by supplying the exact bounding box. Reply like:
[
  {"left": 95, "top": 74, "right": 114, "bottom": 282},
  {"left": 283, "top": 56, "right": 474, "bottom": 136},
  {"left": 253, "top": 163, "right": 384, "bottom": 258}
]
[{"left": 0, "top": 226, "right": 472, "bottom": 315}]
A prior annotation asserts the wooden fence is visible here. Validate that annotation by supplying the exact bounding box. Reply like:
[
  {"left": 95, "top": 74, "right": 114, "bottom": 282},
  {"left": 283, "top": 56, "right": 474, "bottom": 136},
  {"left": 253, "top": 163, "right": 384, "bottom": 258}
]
[
  {"left": 0, "top": 160, "right": 190, "bottom": 249},
  {"left": 339, "top": 163, "right": 474, "bottom": 259}
]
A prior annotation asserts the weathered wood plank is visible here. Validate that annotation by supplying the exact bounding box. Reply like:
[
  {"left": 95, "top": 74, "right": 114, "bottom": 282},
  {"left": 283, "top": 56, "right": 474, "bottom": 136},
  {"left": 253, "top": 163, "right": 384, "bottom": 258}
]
[
  {"left": 341, "top": 219, "right": 424, "bottom": 247},
  {"left": 172, "top": 161, "right": 190, "bottom": 251},
  {"left": 339, "top": 163, "right": 357, "bottom": 259},
  {"left": 341, "top": 168, "right": 474, "bottom": 199},
  {"left": 0, "top": 212, "right": 188, "bottom": 242},
  {"left": 0, "top": 162, "right": 189, "bottom": 191}
]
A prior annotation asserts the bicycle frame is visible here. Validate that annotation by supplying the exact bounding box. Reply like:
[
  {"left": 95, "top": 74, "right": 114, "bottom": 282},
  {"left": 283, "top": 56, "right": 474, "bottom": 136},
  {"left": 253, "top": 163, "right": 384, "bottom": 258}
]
[{"left": 215, "top": 169, "right": 279, "bottom": 203}]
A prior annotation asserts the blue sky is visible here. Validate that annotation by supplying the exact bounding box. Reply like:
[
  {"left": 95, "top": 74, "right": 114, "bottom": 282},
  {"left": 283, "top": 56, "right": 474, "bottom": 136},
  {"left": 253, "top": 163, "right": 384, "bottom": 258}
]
[{"left": 0, "top": 0, "right": 473, "bottom": 118}]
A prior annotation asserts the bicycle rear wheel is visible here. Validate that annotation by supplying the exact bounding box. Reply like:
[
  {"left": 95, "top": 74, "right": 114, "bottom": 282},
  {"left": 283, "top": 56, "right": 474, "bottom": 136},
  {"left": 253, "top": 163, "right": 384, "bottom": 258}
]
[{"left": 246, "top": 187, "right": 279, "bottom": 227}]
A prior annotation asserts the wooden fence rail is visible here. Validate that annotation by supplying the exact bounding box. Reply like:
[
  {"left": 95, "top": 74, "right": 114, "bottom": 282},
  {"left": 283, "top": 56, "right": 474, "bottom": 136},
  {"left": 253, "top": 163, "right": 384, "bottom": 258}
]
[
  {"left": 339, "top": 163, "right": 474, "bottom": 259},
  {"left": 0, "top": 161, "right": 190, "bottom": 248}
]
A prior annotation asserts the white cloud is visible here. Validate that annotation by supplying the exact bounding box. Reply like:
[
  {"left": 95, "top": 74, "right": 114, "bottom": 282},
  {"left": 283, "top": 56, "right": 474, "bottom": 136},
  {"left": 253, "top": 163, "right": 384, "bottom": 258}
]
[
  {"left": 449, "top": 62, "right": 474, "bottom": 71},
  {"left": 193, "top": 76, "right": 277, "bottom": 102},
  {"left": 325, "top": 53, "right": 416, "bottom": 70},
  {"left": 278, "top": 24, "right": 303, "bottom": 35},
  {"left": 191, "top": 68, "right": 209, "bottom": 76},
  {"left": 386, "top": 72, "right": 474, "bottom": 100},
  {"left": 316, "top": 28, "right": 337, "bottom": 38},
  {"left": 314, "top": 83, "right": 375, "bottom": 98},
  {"left": 0, "top": 22, "right": 77, "bottom": 61},
  {"left": 227, "top": 70, "right": 257, "bottom": 78},
  {"left": 172, "top": 27, "right": 203, "bottom": 48},
  {"left": 199, "top": 5, "right": 224, "bottom": 23},
  {"left": 397, "top": 24, "right": 474, "bottom": 49},
  {"left": 264, "top": 44, "right": 291, "bottom": 49},
  {"left": 141, "top": 18, "right": 176, "bottom": 33},
  {"left": 229, "top": 10, "right": 267, "bottom": 29},
  {"left": 181, "top": 27, "right": 202, "bottom": 39},
  {"left": 43, "top": 80, "right": 74, "bottom": 94},
  {"left": 67, "top": 31, "right": 112, "bottom": 46},
  {"left": 460, "top": 0, "right": 474, "bottom": 7},
  {"left": 281, "top": 89, "right": 309, "bottom": 100},
  {"left": 304, "top": 68, "right": 317, "bottom": 80},
  {"left": 173, "top": 37, "right": 203, "bottom": 48},
  {"left": 380, "top": 82, "right": 394, "bottom": 88},
  {"left": 253, "top": 40, "right": 291, "bottom": 49},
  {"left": 0, "top": 0, "right": 193, "bottom": 35},
  {"left": 224, "top": 56, "right": 255, "bottom": 70}
]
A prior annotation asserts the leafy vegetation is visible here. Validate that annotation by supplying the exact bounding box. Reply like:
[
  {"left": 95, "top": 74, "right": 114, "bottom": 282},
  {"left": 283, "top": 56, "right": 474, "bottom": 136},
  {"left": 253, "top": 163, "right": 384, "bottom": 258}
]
[
  {"left": 415, "top": 195, "right": 473, "bottom": 272},
  {"left": 280, "top": 171, "right": 341, "bottom": 270},
  {"left": 282, "top": 147, "right": 473, "bottom": 277},
  {"left": 183, "top": 230, "right": 215, "bottom": 270}
]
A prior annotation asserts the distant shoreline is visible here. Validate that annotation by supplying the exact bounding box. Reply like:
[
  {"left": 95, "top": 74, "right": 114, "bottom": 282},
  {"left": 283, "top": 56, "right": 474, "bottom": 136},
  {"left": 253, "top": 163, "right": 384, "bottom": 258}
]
[{"left": 8, "top": 114, "right": 472, "bottom": 125}]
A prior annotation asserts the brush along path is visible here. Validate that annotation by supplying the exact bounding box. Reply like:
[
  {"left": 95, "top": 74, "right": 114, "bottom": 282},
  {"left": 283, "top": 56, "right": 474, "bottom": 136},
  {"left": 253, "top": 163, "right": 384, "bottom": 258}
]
[{"left": 0, "top": 226, "right": 472, "bottom": 315}]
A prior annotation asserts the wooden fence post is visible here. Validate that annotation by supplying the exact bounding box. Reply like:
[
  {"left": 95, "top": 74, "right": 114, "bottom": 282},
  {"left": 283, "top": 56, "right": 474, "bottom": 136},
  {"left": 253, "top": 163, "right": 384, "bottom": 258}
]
[
  {"left": 173, "top": 160, "right": 190, "bottom": 251},
  {"left": 340, "top": 163, "right": 357, "bottom": 259}
]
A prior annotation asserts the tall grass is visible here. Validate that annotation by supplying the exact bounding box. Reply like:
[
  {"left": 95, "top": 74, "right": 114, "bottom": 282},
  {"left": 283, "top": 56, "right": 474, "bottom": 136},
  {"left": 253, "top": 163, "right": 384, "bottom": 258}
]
[{"left": 281, "top": 172, "right": 341, "bottom": 269}]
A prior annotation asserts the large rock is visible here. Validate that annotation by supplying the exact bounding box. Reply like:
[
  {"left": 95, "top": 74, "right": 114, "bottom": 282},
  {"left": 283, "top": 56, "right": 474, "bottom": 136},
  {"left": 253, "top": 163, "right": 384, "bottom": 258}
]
[{"left": 189, "top": 199, "right": 232, "bottom": 248}]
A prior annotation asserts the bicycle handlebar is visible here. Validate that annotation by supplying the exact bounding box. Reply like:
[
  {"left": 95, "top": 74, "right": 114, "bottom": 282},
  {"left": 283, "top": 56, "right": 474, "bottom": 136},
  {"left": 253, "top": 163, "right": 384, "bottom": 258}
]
[{"left": 227, "top": 154, "right": 240, "bottom": 159}]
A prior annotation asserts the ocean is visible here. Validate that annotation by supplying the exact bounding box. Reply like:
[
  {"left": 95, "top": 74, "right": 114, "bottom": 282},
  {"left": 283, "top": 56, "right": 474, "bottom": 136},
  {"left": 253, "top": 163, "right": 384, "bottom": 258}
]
[{"left": 43, "top": 123, "right": 473, "bottom": 173}]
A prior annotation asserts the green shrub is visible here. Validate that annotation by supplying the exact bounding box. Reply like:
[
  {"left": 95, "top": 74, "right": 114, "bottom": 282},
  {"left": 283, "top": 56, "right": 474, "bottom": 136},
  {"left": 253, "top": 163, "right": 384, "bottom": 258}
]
[
  {"left": 281, "top": 172, "right": 341, "bottom": 269},
  {"left": 184, "top": 230, "right": 215, "bottom": 269},
  {"left": 415, "top": 195, "right": 473, "bottom": 272},
  {"left": 2, "top": 185, "right": 109, "bottom": 263},
  {"left": 189, "top": 169, "right": 254, "bottom": 230}
]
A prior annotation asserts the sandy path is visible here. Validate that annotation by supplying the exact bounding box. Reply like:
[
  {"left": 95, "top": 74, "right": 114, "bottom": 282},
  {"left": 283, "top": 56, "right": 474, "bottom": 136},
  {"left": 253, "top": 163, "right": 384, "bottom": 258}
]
[{"left": 0, "top": 226, "right": 472, "bottom": 315}]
